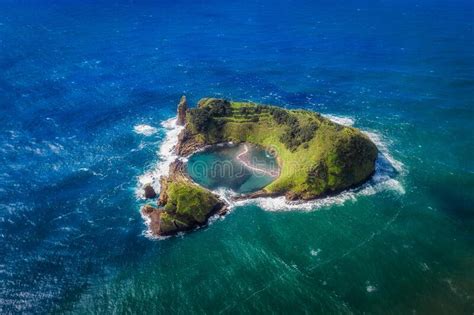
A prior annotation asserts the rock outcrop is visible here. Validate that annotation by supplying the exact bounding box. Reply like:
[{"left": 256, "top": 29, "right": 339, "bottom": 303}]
[
  {"left": 142, "top": 158, "right": 226, "bottom": 236},
  {"left": 232, "top": 190, "right": 277, "bottom": 201},
  {"left": 157, "top": 159, "right": 186, "bottom": 206},
  {"left": 141, "top": 205, "right": 163, "bottom": 235},
  {"left": 175, "top": 127, "right": 205, "bottom": 156},
  {"left": 176, "top": 95, "right": 188, "bottom": 126},
  {"left": 143, "top": 184, "right": 156, "bottom": 199}
]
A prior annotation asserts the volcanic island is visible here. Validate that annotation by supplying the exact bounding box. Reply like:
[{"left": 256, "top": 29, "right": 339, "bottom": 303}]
[{"left": 141, "top": 97, "right": 378, "bottom": 236}]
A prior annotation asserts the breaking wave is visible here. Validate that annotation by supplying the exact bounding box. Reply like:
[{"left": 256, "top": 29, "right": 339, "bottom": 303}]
[
  {"left": 135, "top": 118, "right": 184, "bottom": 199},
  {"left": 133, "top": 124, "right": 158, "bottom": 136},
  {"left": 322, "top": 114, "right": 355, "bottom": 127}
]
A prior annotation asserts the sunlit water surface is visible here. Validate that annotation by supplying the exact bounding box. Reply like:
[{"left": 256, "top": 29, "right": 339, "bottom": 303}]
[{"left": 0, "top": 0, "right": 473, "bottom": 313}]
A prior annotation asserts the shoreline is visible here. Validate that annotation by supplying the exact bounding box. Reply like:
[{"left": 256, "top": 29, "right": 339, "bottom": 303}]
[{"left": 235, "top": 144, "right": 279, "bottom": 177}]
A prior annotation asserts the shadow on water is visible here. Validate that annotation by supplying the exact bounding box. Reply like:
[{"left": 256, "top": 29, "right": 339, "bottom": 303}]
[{"left": 428, "top": 173, "right": 474, "bottom": 222}]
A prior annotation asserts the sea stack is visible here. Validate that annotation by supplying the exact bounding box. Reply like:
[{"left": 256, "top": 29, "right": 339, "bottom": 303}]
[
  {"left": 177, "top": 95, "right": 188, "bottom": 125},
  {"left": 143, "top": 184, "right": 156, "bottom": 199}
]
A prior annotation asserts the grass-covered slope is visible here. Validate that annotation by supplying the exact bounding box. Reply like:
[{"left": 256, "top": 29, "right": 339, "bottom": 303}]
[
  {"left": 164, "top": 181, "right": 221, "bottom": 224},
  {"left": 141, "top": 161, "right": 225, "bottom": 236},
  {"left": 181, "top": 98, "right": 378, "bottom": 199}
]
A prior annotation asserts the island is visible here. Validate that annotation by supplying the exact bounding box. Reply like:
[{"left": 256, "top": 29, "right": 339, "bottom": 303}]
[{"left": 141, "top": 97, "right": 378, "bottom": 236}]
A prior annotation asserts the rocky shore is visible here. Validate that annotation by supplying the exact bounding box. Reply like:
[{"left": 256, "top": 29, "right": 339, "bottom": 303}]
[
  {"left": 141, "top": 159, "right": 227, "bottom": 236},
  {"left": 141, "top": 96, "right": 378, "bottom": 237}
]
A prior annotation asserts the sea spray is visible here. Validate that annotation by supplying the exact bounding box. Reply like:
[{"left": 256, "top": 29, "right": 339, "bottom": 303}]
[
  {"left": 322, "top": 114, "right": 355, "bottom": 127},
  {"left": 133, "top": 124, "right": 158, "bottom": 136},
  {"left": 135, "top": 118, "right": 184, "bottom": 199}
]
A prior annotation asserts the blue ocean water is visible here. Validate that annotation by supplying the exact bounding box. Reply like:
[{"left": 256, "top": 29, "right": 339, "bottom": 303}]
[{"left": 0, "top": 0, "right": 473, "bottom": 313}]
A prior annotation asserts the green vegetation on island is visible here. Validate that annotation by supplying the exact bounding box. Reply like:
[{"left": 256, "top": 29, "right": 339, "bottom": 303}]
[
  {"left": 141, "top": 160, "right": 226, "bottom": 236},
  {"left": 180, "top": 98, "right": 378, "bottom": 200},
  {"left": 157, "top": 180, "right": 223, "bottom": 235},
  {"left": 142, "top": 97, "right": 378, "bottom": 236}
]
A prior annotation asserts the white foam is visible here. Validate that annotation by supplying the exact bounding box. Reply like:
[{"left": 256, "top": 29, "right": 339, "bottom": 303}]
[
  {"left": 366, "top": 285, "right": 377, "bottom": 293},
  {"left": 136, "top": 118, "right": 184, "bottom": 198},
  {"left": 323, "top": 114, "right": 355, "bottom": 126},
  {"left": 211, "top": 187, "right": 239, "bottom": 207},
  {"left": 234, "top": 189, "right": 355, "bottom": 212},
  {"left": 364, "top": 131, "right": 404, "bottom": 173},
  {"left": 133, "top": 124, "right": 158, "bottom": 136},
  {"left": 46, "top": 142, "right": 63, "bottom": 154},
  {"left": 229, "top": 152, "right": 404, "bottom": 212},
  {"left": 139, "top": 206, "right": 172, "bottom": 240}
]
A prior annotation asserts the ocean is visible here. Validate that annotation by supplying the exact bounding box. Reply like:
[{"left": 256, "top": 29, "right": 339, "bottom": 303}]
[{"left": 0, "top": 0, "right": 473, "bottom": 313}]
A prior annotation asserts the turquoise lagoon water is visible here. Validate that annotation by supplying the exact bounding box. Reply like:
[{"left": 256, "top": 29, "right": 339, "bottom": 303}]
[
  {"left": 0, "top": 0, "right": 473, "bottom": 313},
  {"left": 186, "top": 143, "right": 278, "bottom": 194}
]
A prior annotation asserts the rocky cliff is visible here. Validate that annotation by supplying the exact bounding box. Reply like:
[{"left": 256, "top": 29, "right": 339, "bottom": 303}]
[
  {"left": 176, "top": 95, "right": 188, "bottom": 126},
  {"left": 141, "top": 160, "right": 226, "bottom": 236}
]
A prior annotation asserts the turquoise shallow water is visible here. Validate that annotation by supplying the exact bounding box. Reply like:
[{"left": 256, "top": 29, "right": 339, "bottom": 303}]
[
  {"left": 186, "top": 143, "right": 278, "bottom": 194},
  {"left": 0, "top": 0, "right": 473, "bottom": 313}
]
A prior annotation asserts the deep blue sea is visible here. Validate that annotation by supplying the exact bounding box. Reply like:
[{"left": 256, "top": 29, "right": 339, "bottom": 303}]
[{"left": 0, "top": 0, "right": 473, "bottom": 313}]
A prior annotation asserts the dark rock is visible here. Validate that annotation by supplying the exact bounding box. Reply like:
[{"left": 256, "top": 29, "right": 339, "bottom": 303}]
[
  {"left": 217, "top": 205, "right": 229, "bottom": 216},
  {"left": 157, "top": 177, "right": 168, "bottom": 206},
  {"left": 141, "top": 205, "right": 163, "bottom": 235},
  {"left": 143, "top": 184, "right": 156, "bottom": 199},
  {"left": 232, "top": 190, "right": 278, "bottom": 201},
  {"left": 285, "top": 191, "right": 301, "bottom": 201},
  {"left": 175, "top": 128, "right": 205, "bottom": 156},
  {"left": 169, "top": 159, "right": 185, "bottom": 176},
  {"left": 177, "top": 95, "right": 188, "bottom": 126},
  {"left": 141, "top": 204, "right": 155, "bottom": 215}
]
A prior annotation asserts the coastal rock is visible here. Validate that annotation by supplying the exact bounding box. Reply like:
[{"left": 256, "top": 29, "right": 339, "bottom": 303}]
[
  {"left": 158, "top": 177, "right": 168, "bottom": 206},
  {"left": 141, "top": 205, "right": 191, "bottom": 236},
  {"left": 217, "top": 205, "right": 229, "bottom": 215},
  {"left": 141, "top": 204, "right": 156, "bottom": 215},
  {"left": 143, "top": 184, "right": 156, "bottom": 199},
  {"left": 145, "top": 180, "right": 226, "bottom": 236},
  {"left": 176, "top": 128, "right": 205, "bottom": 156},
  {"left": 285, "top": 191, "right": 301, "bottom": 201},
  {"left": 146, "top": 157, "right": 227, "bottom": 236},
  {"left": 232, "top": 190, "right": 276, "bottom": 201},
  {"left": 141, "top": 205, "right": 163, "bottom": 235},
  {"left": 177, "top": 95, "right": 188, "bottom": 126},
  {"left": 169, "top": 159, "right": 186, "bottom": 178},
  {"left": 158, "top": 160, "right": 185, "bottom": 206}
]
